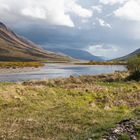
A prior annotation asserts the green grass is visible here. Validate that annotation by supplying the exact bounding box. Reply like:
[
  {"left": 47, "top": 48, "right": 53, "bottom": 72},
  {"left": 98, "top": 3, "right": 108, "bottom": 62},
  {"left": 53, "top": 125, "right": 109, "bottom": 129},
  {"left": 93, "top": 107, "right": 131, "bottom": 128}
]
[
  {"left": 0, "top": 61, "right": 44, "bottom": 68},
  {"left": 0, "top": 73, "right": 139, "bottom": 139},
  {"left": 118, "top": 133, "right": 131, "bottom": 140}
]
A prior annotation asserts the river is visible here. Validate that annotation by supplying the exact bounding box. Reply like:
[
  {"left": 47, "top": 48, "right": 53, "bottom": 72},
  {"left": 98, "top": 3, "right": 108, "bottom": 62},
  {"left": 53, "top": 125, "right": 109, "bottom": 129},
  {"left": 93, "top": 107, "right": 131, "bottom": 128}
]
[{"left": 0, "top": 64, "right": 127, "bottom": 82}]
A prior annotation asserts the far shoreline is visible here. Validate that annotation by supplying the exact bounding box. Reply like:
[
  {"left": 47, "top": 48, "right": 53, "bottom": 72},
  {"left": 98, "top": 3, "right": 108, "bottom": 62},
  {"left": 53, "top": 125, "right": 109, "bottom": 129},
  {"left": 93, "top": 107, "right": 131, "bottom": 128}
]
[{"left": 0, "top": 62, "right": 127, "bottom": 75}]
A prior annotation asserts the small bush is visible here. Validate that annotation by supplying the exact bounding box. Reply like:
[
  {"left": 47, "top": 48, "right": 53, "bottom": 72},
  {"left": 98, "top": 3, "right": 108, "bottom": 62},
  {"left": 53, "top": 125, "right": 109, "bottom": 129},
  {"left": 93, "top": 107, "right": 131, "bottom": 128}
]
[{"left": 127, "top": 56, "right": 140, "bottom": 81}]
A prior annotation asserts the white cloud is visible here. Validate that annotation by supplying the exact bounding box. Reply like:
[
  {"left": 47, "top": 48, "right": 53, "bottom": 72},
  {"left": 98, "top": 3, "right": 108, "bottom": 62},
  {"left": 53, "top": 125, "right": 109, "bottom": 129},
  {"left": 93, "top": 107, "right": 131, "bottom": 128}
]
[
  {"left": 97, "top": 18, "right": 112, "bottom": 28},
  {"left": 92, "top": 5, "right": 102, "bottom": 13},
  {"left": 0, "top": 3, "right": 10, "bottom": 11},
  {"left": 0, "top": 0, "right": 93, "bottom": 27},
  {"left": 81, "top": 19, "right": 89, "bottom": 23},
  {"left": 87, "top": 44, "right": 118, "bottom": 58},
  {"left": 66, "top": 0, "right": 93, "bottom": 18},
  {"left": 22, "top": 7, "right": 46, "bottom": 19},
  {"left": 100, "top": 0, "right": 127, "bottom": 5},
  {"left": 114, "top": 0, "right": 140, "bottom": 21}
]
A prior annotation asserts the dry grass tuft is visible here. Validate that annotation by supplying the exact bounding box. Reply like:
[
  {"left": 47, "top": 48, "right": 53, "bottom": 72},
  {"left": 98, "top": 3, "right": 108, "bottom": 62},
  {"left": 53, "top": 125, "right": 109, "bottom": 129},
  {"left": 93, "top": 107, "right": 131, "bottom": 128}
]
[{"left": 0, "top": 72, "right": 139, "bottom": 139}]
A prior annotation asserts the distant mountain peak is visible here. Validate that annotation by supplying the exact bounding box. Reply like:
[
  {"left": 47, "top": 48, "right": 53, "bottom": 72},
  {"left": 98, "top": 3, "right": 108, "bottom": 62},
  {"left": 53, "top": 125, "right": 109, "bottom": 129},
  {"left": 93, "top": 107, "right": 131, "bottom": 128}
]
[{"left": 45, "top": 47, "right": 103, "bottom": 61}]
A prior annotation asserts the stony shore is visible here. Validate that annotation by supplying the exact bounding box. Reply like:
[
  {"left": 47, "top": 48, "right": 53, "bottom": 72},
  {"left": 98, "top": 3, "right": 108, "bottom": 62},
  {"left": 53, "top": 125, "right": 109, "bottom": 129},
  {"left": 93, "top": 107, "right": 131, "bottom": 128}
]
[{"left": 0, "top": 67, "right": 40, "bottom": 75}]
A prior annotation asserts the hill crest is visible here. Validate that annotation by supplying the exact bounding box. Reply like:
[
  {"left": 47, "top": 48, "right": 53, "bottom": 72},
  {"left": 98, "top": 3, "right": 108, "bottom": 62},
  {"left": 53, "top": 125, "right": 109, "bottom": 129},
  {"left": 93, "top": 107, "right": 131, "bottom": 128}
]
[{"left": 0, "top": 22, "right": 71, "bottom": 62}]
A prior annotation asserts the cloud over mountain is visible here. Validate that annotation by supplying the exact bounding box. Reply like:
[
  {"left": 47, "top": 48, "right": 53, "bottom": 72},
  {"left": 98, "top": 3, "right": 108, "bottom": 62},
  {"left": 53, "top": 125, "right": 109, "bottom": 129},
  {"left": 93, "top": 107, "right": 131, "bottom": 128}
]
[
  {"left": 0, "top": 0, "right": 93, "bottom": 27},
  {"left": 114, "top": 0, "right": 140, "bottom": 21},
  {"left": 0, "top": 0, "right": 140, "bottom": 59}
]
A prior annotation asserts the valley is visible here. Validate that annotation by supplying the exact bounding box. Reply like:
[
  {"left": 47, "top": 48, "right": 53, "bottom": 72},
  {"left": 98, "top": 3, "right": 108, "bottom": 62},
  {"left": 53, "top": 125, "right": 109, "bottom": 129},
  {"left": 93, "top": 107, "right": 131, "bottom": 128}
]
[{"left": 0, "top": 20, "right": 140, "bottom": 140}]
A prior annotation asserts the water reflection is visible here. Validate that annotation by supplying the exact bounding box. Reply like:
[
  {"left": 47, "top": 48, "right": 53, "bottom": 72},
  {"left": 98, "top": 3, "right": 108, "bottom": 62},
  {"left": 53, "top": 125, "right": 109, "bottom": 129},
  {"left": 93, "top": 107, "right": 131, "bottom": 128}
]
[{"left": 0, "top": 64, "right": 127, "bottom": 82}]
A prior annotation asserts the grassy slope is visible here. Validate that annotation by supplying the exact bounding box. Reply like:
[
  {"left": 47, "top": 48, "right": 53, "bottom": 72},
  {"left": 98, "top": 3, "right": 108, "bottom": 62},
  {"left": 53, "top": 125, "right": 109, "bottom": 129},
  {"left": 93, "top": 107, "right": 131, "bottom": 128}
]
[
  {"left": 0, "top": 38, "right": 71, "bottom": 62},
  {"left": 114, "top": 48, "right": 140, "bottom": 61},
  {"left": 0, "top": 24, "right": 71, "bottom": 62},
  {"left": 0, "top": 73, "right": 139, "bottom": 139}
]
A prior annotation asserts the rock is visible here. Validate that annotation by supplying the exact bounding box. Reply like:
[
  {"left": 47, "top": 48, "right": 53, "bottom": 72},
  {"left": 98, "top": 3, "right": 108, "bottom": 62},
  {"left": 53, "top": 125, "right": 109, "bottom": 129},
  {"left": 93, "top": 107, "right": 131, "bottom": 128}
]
[
  {"left": 87, "top": 138, "right": 92, "bottom": 140},
  {"left": 104, "top": 119, "right": 139, "bottom": 140}
]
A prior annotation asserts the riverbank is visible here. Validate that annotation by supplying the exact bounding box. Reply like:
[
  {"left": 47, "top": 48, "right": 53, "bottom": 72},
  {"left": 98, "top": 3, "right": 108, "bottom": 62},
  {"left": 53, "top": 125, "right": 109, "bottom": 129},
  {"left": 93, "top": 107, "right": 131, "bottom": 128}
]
[
  {"left": 75, "top": 61, "right": 127, "bottom": 65},
  {"left": 0, "top": 61, "right": 44, "bottom": 76},
  {"left": 0, "top": 62, "right": 44, "bottom": 68},
  {"left": 0, "top": 72, "right": 139, "bottom": 139},
  {"left": 0, "top": 67, "right": 40, "bottom": 75}
]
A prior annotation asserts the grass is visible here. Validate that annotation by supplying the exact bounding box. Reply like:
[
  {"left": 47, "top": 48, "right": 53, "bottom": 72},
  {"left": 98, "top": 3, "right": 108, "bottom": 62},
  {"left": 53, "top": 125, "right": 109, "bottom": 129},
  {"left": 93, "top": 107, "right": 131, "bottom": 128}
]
[
  {"left": 118, "top": 133, "right": 131, "bottom": 140},
  {"left": 75, "top": 61, "right": 127, "bottom": 65},
  {"left": 0, "top": 61, "right": 44, "bottom": 68},
  {"left": 0, "top": 72, "right": 139, "bottom": 139}
]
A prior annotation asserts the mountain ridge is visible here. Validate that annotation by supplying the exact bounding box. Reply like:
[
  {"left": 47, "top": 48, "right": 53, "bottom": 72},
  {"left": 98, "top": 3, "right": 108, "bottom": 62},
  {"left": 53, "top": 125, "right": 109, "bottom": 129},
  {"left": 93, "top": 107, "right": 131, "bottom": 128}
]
[
  {"left": 45, "top": 47, "right": 103, "bottom": 61},
  {"left": 0, "top": 22, "right": 71, "bottom": 62},
  {"left": 115, "top": 48, "right": 140, "bottom": 60}
]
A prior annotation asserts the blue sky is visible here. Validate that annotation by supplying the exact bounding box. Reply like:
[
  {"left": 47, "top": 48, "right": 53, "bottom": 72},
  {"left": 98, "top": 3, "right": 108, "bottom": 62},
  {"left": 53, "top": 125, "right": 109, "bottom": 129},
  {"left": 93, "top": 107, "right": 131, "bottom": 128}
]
[{"left": 0, "top": 0, "right": 140, "bottom": 59}]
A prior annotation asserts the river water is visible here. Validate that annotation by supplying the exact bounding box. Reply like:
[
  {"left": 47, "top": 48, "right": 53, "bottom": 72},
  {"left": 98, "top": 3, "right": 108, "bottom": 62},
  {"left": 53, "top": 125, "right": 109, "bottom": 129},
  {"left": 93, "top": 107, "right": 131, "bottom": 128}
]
[{"left": 0, "top": 64, "right": 127, "bottom": 82}]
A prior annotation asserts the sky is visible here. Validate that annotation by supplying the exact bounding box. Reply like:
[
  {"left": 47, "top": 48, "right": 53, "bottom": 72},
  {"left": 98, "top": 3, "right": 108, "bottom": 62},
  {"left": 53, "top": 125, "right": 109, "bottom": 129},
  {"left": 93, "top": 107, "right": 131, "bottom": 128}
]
[{"left": 0, "top": 0, "right": 140, "bottom": 59}]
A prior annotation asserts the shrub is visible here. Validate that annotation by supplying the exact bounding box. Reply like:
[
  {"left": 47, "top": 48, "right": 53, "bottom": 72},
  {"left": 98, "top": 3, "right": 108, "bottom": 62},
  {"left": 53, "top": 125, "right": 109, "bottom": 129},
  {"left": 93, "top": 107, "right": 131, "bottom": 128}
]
[
  {"left": 127, "top": 56, "right": 140, "bottom": 73},
  {"left": 127, "top": 55, "right": 140, "bottom": 80}
]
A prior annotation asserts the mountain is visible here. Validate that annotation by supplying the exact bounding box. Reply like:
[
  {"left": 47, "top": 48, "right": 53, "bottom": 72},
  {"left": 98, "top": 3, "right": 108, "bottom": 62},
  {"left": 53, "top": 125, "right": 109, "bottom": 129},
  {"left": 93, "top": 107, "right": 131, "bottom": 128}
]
[
  {"left": 0, "top": 22, "right": 71, "bottom": 62},
  {"left": 116, "top": 48, "right": 140, "bottom": 60},
  {"left": 45, "top": 48, "right": 103, "bottom": 61}
]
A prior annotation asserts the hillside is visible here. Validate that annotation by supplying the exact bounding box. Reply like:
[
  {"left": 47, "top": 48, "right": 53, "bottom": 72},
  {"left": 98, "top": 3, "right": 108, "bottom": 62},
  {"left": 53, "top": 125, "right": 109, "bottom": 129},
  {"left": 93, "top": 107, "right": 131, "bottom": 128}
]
[
  {"left": 116, "top": 48, "right": 140, "bottom": 60},
  {"left": 45, "top": 47, "right": 103, "bottom": 61},
  {"left": 0, "top": 22, "right": 71, "bottom": 62}
]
